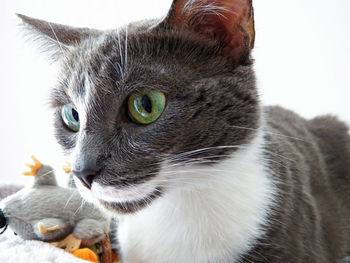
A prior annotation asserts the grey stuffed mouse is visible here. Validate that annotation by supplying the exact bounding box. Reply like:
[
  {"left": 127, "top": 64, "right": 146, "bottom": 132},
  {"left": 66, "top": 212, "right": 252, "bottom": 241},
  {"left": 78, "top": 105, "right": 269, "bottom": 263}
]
[{"left": 0, "top": 157, "right": 112, "bottom": 262}]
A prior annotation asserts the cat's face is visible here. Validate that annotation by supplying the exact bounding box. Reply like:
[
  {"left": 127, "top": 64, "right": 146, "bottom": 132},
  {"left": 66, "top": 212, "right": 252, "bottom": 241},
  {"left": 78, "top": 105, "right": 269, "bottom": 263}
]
[{"left": 20, "top": 0, "right": 258, "bottom": 214}]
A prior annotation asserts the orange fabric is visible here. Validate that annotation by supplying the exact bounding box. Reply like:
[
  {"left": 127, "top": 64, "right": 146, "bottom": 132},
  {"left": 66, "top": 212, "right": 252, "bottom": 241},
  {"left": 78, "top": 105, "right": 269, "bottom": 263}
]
[{"left": 72, "top": 248, "right": 98, "bottom": 263}]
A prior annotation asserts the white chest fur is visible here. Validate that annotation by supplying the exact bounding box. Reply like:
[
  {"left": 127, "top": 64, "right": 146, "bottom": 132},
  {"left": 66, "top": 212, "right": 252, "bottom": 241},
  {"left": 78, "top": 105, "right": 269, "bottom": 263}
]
[{"left": 117, "top": 132, "right": 276, "bottom": 263}]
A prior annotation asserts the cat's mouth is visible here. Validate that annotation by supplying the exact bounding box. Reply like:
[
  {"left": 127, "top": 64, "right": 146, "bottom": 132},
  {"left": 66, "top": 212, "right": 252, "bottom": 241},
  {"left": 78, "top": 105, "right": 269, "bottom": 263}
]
[{"left": 74, "top": 177, "right": 162, "bottom": 214}]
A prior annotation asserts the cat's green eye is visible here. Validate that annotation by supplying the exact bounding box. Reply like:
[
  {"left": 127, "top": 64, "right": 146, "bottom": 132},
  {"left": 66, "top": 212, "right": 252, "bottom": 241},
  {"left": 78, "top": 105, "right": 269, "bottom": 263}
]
[
  {"left": 128, "top": 91, "right": 166, "bottom": 125},
  {"left": 61, "top": 105, "right": 80, "bottom": 132}
]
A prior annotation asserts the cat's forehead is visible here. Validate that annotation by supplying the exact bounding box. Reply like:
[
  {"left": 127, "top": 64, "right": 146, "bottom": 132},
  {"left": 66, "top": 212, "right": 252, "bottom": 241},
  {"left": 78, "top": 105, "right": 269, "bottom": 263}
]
[
  {"left": 60, "top": 33, "right": 120, "bottom": 101},
  {"left": 57, "top": 22, "right": 239, "bottom": 109},
  {"left": 68, "top": 22, "right": 157, "bottom": 78}
]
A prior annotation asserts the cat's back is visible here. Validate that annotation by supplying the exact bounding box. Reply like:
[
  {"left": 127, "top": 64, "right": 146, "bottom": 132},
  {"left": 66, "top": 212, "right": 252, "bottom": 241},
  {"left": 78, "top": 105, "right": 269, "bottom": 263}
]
[
  {"left": 248, "top": 106, "right": 350, "bottom": 262},
  {"left": 264, "top": 105, "right": 350, "bottom": 182}
]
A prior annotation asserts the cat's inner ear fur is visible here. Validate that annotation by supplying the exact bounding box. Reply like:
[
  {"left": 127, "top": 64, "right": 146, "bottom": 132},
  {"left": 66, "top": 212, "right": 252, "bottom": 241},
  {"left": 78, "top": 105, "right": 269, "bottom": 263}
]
[
  {"left": 17, "top": 14, "right": 100, "bottom": 59},
  {"left": 161, "top": 0, "right": 255, "bottom": 62}
]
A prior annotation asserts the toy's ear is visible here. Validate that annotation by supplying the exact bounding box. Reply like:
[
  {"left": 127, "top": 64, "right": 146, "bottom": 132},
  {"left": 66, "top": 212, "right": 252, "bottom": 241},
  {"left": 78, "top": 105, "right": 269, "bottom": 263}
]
[
  {"left": 17, "top": 14, "right": 101, "bottom": 60},
  {"left": 160, "top": 0, "right": 255, "bottom": 62}
]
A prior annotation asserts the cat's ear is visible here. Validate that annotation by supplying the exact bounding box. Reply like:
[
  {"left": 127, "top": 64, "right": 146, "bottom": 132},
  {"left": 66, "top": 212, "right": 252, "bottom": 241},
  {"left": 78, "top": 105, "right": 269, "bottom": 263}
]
[
  {"left": 17, "top": 14, "right": 100, "bottom": 59},
  {"left": 161, "top": 0, "right": 255, "bottom": 62}
]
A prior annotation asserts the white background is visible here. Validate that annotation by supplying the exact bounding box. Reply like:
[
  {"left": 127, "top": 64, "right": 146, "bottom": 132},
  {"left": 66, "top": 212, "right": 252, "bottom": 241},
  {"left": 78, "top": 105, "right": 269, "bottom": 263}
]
[{"left": 0, "top": 0, "right": 349, "bottom": 183}]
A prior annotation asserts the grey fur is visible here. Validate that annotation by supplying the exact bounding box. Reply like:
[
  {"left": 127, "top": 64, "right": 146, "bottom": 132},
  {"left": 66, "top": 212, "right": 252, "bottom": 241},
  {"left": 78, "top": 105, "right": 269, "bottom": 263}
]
[
  {"left": 17, "top": 0, "right": 350, "bottom": 262},
  {"left": 239, "top": 107, "right": 350, "bottom": 262},
  {"left": 0, "top": 184, "right": 23, "bottom": 201}
]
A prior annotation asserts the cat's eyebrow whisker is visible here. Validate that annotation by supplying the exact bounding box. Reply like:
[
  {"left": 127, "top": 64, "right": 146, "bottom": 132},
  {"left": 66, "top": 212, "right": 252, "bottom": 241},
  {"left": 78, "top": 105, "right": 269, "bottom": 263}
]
[
  {"left": 47, "top": 22, "right": 75, "bottom": 77},
  {"left": 99, "top": 52, "right": 123, "bottom": 78},
  {"left": 116, "top": 27, "right": 125, "bottom": 80},
  {"left": 99, "top": 74, "right": 116, "bottom": 85},
  {"left": 124, "top": 24, "right": 128, "bottom": 75},
  {"left": 87, "top": 59, "right": 115, "bottom": 95}
]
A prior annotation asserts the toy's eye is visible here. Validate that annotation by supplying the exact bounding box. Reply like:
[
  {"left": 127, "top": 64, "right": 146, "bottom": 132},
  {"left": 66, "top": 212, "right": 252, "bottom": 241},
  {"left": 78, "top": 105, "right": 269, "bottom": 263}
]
[
  {"left": 127, "top": 91, "right": 166, "bottom": 125},
  {"left": 0, "top": 209, "right": 7, "bottom": 235},
  {"left": 0, "top": 209, "right": 7, "bottom": 228},
  {"left": 61, "top": 105, "right": 80, "bottom": 132}
]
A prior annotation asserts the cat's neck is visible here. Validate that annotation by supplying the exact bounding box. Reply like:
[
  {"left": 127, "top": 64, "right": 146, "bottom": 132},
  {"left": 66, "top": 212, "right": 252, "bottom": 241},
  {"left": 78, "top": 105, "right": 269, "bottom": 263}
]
[{"left": 117, "top": 128, "right": 277, "bottom": 263}]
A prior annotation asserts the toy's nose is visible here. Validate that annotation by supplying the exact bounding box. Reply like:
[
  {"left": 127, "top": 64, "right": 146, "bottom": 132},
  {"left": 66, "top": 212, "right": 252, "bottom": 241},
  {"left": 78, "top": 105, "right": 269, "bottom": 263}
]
[
  {"left": 72, "top": 155, "right": 101, "bottom": 189},
  {"left": 0, "top": 209, "right": 7, "bottom": 231}
]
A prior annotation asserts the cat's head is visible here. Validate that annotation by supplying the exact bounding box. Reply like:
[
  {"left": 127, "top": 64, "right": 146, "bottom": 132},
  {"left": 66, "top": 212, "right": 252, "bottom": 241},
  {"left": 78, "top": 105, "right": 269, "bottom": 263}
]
[{"left": 19, "top": 0, "right": 259, "bottom": 214}]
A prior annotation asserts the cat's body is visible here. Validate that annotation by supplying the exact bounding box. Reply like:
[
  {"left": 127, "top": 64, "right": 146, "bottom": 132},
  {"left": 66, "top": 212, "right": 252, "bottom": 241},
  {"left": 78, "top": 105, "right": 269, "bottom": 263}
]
[
  {"left": 115, "top": 107, "right": 350, "bottom": 263},
  {"left": 19, "top": 0, "right": 350, "bottom": 262},
  {"left": 243, "top": 107, "right": 350, "bottom": 263}
]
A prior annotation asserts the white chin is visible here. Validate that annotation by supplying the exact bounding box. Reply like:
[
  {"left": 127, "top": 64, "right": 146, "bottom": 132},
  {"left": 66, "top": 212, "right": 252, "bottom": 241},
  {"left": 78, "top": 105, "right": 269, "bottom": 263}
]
[
  {"left": 74, "top": 176, "right": 157, "bottom": 204},
  {"left": 91, "top": 180, "right": 158, "bottom": 203}
]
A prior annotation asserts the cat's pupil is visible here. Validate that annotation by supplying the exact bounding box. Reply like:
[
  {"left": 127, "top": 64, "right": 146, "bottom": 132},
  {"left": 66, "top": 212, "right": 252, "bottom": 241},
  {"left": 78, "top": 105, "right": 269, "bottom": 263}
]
[
  {"left": 141, "top": 95, "right": 152, "bottom": 113},
  {"left": 72, "top": 108, "right": 79, "bottom": 122}
]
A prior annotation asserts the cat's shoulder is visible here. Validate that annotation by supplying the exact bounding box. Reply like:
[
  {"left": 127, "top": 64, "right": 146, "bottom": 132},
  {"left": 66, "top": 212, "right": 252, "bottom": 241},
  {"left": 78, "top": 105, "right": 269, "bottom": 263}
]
[
  {"left": 262, "top": 105, "right": 350, "bottom": 179},
  {"left": 263, "top": 105, "right": 349, "bottom": 136}
]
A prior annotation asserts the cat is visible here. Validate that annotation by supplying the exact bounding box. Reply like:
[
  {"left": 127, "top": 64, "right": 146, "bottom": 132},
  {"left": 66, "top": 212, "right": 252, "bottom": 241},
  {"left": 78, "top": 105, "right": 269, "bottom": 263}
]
[{"left": 18, "top": 0, "right": 350, "bottom": 262}]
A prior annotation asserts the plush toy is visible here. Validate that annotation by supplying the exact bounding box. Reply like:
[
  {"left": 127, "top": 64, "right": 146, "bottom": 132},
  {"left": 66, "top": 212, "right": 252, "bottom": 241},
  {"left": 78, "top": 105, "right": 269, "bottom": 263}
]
[{"left": 0, "top": 156, "right": 118, "bottom": 263}]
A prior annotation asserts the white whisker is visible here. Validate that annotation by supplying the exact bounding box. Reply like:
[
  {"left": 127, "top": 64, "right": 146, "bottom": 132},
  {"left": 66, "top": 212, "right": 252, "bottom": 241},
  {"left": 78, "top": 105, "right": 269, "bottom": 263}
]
[
  {"left": 73, "top": 198, "right": 86, "bottom": 216},
  {"left": 124, "top": 24, "right": 128, "bottom": 74},
  {"left": 116, "top": 27, "right": 124, "bottom": 79},
  {"left": 47, "top": 22, "right": 75, "bottom": 76},
  {"left": 99, "top": 53, "right": 123, "bottom": 78},
  {"left": 63, "top": 191, "right": 76, "bottom": 210},
  {"left": 160, "top": 145, "right": 248, "bottom": 163}
]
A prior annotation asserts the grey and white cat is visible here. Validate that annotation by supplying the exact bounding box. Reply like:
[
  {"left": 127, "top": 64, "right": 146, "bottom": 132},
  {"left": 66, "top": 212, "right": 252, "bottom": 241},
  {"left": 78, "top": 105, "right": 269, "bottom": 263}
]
[{"left": 18, "top": 0, "right": 350, "bottom": 262}]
